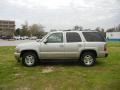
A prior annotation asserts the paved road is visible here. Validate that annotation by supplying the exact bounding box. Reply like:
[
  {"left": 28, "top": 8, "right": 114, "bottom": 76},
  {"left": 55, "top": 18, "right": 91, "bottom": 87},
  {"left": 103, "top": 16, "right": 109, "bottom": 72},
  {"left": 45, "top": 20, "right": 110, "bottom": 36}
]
[{"left": 0, "top": 39, "right": 36, "bottom": 46}]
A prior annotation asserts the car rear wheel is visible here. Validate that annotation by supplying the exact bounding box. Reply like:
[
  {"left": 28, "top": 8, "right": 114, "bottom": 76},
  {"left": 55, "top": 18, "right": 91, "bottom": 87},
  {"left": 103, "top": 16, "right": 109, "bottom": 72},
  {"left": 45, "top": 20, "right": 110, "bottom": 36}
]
[
  {"left": 22, "top": 52, "right": 38, "bottom": 67},
  {"left": 81, "top": 52, "right": 96, "bottom": 66}
]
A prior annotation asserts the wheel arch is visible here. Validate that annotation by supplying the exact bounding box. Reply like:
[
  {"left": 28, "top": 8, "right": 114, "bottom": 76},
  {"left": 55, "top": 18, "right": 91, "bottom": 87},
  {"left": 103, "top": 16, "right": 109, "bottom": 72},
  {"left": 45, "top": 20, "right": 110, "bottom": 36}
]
[
  {"left": 80, "top": 49, "right": 97, "bottom": 58},
  {"left": 20, "top": 50, "right": 39, "bottom": 59}
]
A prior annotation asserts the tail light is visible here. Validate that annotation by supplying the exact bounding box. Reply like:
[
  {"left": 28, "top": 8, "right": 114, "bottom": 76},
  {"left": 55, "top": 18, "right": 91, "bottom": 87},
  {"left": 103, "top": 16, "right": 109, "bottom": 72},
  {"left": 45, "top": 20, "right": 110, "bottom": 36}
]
[{"left": 104, "top": 44, "right": 107, "bottom": 51}]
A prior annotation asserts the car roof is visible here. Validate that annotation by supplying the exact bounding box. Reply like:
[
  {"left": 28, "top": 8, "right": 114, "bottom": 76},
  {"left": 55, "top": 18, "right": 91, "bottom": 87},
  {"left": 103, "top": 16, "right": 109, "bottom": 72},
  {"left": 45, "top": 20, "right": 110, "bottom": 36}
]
[{"left": 50, "top": 30, "right": 98, "bottom": 33}]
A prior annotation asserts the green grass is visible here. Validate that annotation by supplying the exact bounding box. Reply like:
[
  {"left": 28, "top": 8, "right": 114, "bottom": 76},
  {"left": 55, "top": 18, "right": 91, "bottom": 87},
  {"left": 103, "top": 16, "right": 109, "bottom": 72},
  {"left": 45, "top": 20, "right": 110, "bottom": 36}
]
[
  {"left": 0, "top": 42, "right": 120, "bottom": 90},
  {"left": 107, "top": 41, "right": 120, "bottom": 47}
]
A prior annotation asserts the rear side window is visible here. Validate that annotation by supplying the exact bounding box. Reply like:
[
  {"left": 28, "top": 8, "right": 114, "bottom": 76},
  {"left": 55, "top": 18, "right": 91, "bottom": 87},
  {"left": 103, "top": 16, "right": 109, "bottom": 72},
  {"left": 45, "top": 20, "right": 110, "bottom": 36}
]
[
  {"left": 83, "top": 32, "right": 105, "bottom": 42},
  {"left": 66, "top": 32, "right": 81, "bottom": 42}
]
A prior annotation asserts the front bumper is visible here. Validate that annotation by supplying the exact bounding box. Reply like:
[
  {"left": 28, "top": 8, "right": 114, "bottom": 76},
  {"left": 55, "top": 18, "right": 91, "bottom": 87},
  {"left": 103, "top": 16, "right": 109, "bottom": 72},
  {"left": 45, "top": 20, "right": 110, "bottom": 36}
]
[{"left": 14, "top": 52, "right": 21, "bottom": 62}]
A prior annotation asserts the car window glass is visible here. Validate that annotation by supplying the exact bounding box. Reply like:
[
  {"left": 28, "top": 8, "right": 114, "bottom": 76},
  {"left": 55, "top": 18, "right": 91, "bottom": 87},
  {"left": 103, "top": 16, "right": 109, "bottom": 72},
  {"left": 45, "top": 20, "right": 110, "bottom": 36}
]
[
  {"left": 83, "top": 32, "right": 105, "bottom": 42},
  {"left": 47, "top": 33, "right": 63, "bottom": 43},
  {"left": 66, "top": 32, "right": 81, "bottom": 42}
]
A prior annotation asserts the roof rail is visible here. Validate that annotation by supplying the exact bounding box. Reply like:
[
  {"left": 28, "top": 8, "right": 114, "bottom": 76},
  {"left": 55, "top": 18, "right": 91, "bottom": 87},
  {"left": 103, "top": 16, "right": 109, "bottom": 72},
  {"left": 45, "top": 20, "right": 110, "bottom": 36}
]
[
  {"left": 50, "top": 29, "right": 97, "bottom": 32},
  {"left": 62, "top": 29, "right": 97, "bottom": 31}
]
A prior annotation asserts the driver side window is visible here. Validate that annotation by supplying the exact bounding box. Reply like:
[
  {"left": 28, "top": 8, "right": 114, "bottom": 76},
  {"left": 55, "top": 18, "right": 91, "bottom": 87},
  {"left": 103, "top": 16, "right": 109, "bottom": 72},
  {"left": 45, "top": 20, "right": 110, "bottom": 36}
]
[{"left": 47, "top": 33, "right": 63, "bottom": 43}]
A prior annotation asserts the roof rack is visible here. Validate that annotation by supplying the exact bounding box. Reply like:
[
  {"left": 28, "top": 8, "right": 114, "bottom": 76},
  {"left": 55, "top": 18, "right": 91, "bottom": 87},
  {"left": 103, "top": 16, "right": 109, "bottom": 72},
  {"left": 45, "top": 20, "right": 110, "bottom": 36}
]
[
  {"left": 62, "top": 29, "right": 97, "bottom": 31},
  {"left": 50, "top": 29, "right": 97, "bottom": 32}
]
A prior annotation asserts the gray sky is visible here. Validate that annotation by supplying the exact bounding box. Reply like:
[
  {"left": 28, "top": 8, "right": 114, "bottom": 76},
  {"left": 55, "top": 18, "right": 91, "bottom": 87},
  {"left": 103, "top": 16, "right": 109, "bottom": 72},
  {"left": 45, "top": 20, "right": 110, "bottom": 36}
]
[{"left": 0, "top": 0, "right": 120, "bottom": 31}]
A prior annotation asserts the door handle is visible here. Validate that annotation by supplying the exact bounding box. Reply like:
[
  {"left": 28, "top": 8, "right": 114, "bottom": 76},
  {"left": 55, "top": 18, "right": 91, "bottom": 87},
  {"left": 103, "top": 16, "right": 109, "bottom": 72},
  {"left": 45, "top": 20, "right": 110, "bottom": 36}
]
[
  {"left": 59, "top": 45, "right": 64, "bottom": 47},
  {"left": 78, "top": 44, "right": 82, "bottom": 47}
]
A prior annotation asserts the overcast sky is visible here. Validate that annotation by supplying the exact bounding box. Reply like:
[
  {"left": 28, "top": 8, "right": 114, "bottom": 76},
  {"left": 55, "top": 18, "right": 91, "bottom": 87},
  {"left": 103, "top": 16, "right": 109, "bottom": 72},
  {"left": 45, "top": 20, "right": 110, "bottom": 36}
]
[{"left": 0, "top": 0, "right": 120, "bottom": 31}]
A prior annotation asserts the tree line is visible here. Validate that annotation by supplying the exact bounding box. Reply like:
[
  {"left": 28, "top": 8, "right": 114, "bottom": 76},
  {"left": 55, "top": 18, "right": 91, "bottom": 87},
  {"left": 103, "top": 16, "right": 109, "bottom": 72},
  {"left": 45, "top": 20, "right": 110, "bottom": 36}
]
[
  {"left": 106, "top": 24, "right": 120, "bottom": 32},
  {"left": 15, "top": 22, "right": 120, "bottom": 38},
  {"left": 14, "top": 22, "right": 46, "bottom": 39}
]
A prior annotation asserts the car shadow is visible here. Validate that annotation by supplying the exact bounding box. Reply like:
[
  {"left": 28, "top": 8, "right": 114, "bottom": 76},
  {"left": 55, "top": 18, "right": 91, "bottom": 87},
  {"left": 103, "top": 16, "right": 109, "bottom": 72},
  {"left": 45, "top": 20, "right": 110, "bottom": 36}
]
[
  {"left": 37, "top": 59, "right": 104, "bottom": 67},
  {"left": 38, "top": 59, "right": 82, "bottom": 66}
]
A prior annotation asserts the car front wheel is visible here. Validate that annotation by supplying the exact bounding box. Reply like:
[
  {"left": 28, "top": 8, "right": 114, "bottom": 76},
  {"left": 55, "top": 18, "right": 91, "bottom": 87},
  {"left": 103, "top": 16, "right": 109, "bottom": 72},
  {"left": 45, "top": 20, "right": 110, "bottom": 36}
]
[{"left": 22, "top": 52, "right": 38, "bottom": 67}]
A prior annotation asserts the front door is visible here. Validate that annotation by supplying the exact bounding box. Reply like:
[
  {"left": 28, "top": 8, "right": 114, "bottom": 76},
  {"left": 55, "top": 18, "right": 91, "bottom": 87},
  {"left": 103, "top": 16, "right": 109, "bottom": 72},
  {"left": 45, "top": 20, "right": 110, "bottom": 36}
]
[{"left": 40, "top": 32, "right": 64, "bottom": 59}]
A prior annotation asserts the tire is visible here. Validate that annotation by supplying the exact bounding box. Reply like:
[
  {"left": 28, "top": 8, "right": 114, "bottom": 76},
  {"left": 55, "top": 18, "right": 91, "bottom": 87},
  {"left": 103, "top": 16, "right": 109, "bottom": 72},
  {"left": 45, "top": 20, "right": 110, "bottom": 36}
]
[
  {"left": 22, "top": 52, "right": 38, "bottom": 67},
  {"left": 80, "top": 52, "right": 96, "bottom": 66}
]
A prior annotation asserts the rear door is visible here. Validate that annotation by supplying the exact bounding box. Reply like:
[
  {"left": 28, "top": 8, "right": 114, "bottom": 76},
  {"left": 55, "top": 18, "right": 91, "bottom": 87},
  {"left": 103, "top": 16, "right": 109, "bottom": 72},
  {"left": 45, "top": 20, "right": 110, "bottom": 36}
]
[{"left": 64, "top": 32, "right": 84, "bottom": 59}]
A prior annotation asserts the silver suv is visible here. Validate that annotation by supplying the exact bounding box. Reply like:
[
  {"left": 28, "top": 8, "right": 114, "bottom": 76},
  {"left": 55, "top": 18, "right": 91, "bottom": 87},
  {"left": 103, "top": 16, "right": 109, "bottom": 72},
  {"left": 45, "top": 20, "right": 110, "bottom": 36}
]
[{"left": 14, "top": 30, "right": 108, "bottom": 67}]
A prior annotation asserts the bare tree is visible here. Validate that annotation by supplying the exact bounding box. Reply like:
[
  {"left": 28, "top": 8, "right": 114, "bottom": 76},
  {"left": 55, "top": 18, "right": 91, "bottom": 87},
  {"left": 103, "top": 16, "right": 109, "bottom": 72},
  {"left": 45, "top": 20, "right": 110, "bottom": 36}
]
[
  {"left": 29, "top": 24, "right": 45, "bottom": 38},
  {"left": 73, "top": 25, "right": 83, "bottom": 30},
  {"left": 20, "top": 21, "right": 29, "bottom": 36}
]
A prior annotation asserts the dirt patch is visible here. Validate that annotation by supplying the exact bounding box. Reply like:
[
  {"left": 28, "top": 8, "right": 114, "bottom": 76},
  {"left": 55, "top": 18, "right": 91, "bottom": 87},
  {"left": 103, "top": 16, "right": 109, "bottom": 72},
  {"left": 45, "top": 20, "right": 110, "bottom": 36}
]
[
  {"left": 16, "top": 87, "right": 31, "bottom": 90},
  {"left": 45, "top": 84, "right": 54, "bottom": 90},
  {"left": 14, "top": 73, "right": 25, "bottom": 79},
  {"left": 42, "top": 66, "right": 54, "bottom": 73}
]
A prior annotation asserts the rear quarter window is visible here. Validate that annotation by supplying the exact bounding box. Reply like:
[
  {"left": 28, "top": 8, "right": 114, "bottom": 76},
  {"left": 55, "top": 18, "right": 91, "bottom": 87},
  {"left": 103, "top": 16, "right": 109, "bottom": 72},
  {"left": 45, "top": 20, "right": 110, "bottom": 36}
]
[{"left": 83, "top": 32, "right": 105, "bottom": 42}]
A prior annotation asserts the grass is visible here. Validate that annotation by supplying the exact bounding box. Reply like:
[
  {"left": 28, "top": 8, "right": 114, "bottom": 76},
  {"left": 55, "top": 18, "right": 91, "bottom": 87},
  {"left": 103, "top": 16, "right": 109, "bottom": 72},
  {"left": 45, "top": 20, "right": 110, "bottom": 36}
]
[{"left": 0, "top": 42, "right": 120, "bottom": 90}]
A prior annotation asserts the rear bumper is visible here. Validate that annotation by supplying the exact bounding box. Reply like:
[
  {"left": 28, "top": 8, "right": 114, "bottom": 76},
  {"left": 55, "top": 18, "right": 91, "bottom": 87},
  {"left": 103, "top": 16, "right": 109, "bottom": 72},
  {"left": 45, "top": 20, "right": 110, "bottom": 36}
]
[{"left": 97, "top": 51, "right": 108, "bottom": 58}]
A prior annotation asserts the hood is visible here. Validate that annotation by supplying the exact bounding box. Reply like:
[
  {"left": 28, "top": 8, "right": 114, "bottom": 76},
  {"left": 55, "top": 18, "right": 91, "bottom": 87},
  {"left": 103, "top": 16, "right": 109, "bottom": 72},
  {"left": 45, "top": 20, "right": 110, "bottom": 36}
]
[
  {"left": 18, "top": 41, "right": 39, "bottom": 46},
  {"left": 16, "top": 41, "right": 40, "bottom": 50}
]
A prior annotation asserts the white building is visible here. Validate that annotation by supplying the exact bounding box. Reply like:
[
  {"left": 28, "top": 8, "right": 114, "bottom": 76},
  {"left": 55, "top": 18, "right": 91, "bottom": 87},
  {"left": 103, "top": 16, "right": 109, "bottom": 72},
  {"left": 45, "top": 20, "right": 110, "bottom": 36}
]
[{"left": 106, "top": 32, "right": 120, "bottom": 41}]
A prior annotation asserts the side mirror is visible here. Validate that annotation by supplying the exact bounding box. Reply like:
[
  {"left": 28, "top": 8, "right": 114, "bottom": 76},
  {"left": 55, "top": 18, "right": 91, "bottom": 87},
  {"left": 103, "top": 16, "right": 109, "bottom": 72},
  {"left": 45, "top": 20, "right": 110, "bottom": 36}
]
[{"left": 43, "top": 40, "right": 48, "bottom": 44}]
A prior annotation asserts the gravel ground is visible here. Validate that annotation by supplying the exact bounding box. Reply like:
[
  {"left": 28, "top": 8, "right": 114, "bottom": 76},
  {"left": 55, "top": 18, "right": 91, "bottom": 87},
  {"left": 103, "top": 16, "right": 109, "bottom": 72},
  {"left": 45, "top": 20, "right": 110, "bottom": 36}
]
[{"left": 0, "top": 39, "right": 36, "bottom": 46}]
